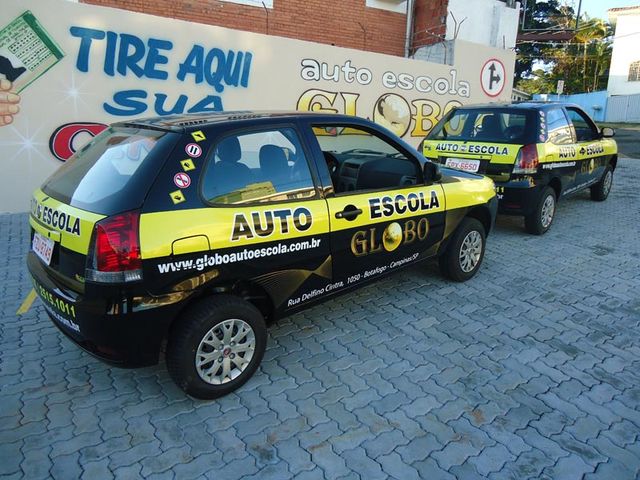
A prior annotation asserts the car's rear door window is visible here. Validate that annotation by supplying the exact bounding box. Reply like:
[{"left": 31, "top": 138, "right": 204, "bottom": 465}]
[
  {"left": 42, "top": 127, "right": 178, "bottom": 215},
  {"left": 546, "top": 108, "right": 574, "bottom": 145},
  {"left": 428, "top": 108, "right": 535, "bottom": 144},
  {"left": 201, "top": 127, "right": 316, "bottom": 204}
]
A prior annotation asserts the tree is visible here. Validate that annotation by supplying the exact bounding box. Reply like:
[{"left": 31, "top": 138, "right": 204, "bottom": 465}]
[
  {"left": 515, "top": 0, "right": 575, "bottom": 80},
  {"left": 515, "top": 5, "right": 613, "bottom": 95}
]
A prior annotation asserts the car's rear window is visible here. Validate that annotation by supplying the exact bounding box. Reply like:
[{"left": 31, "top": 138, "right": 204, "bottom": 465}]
[
  {"left": 42, "top": 127, "right": 178, "bottom": 215},
  {"left": 428, "top": 108, "right": 537, "bottom": 144}
]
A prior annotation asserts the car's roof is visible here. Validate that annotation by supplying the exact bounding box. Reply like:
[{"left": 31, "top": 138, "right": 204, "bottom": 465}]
[
  {"left": 114, "top": 111, "right": 369, "bottom": 133},
  {"left": 452, "top": 102, "right": 582, "bottom": 112}
]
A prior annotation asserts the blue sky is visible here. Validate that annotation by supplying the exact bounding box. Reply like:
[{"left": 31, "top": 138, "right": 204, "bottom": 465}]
[{"left": 579, "top": 0, "right": 638, "bottom": 19}]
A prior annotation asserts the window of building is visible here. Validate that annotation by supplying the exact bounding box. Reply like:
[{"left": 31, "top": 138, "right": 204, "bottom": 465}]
[
  {"left": 220, "top": 0, "right": 273, "bottom": 9},
  {"left": 201, "top": 128, "right": 315, "bottom": 205},
  {"left": 366, "top": 0, "right": 407, "bottom": 14},
  {"left": 628, "top": 61, "right": 640, "bottom": 82}
]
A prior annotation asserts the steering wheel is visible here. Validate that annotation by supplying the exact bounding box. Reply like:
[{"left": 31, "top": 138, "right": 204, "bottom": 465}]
[{"left": 324, "top": 151, "right": 339, "bottom": 176}]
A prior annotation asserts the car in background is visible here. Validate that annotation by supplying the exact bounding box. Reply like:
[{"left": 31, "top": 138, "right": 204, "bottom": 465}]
[{"left": 421, "top": 103, "right": 617, "bottom": 234}]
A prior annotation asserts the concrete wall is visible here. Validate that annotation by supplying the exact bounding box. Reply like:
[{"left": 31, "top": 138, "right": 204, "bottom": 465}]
[
  {"left": 446, "top": 0, "right": 519, "bottom": 49},
  {"left": 607, "top": 11, "right": 640, "bottom": 96},
  {"left": 533, "top": 91, "right": 608, "bottom": 122}
]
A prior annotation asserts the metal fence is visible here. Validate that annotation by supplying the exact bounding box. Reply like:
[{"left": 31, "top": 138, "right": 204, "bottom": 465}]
[{"left": 606, "top": 94, "right": 640, "bottom": 123}]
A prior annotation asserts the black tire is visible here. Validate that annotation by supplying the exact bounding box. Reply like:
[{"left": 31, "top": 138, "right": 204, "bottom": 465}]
[
  {"left": 166, "top": 295, "right": 267, "bottom": 400},
  {"left": 439, "top": 218, "right": 486, "bottom": 282},
  {"left": 590, "top": 165, "right": 613, "bottom": 201},
  {"left": 524, "top": 186, "right": 556, "bottom": 235}
]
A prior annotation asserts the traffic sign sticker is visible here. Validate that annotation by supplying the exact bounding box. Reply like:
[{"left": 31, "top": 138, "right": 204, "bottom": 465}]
[
  {"left": 174, "top": 172, "right": 191, "bottom": 189},
  {"left": 480, "top": 59, "right": 506, "bottom": 98},
  {"left": 185, "top": 143, "right": 202, "bottom": 158},
  {"left": 191, "top": 130, "right": 206, "bottom": 142},
  {"left": 170, "top": 190, "right": 186, "bottom": 204},
  {"left": 181, "top": 158, "right": 195, "bottom": 171}
]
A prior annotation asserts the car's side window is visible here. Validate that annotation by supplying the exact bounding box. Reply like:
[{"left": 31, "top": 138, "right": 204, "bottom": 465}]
[
  {"left": 201, "top": 128, "right": 316, "bottom": 204},
  {"left": 311, "top": 125, "right": 421, "bottom": 194},
  {"left": 565, "top": 108, "right": 599, "bottom": 142},
  {"left": 546, "top": 108, "right": 573, "bottom": 145}
]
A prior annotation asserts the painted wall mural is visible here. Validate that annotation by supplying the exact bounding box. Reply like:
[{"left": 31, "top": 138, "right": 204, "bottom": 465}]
[{"left": 0, "top": 0, "right": 514, "bottom": 212}]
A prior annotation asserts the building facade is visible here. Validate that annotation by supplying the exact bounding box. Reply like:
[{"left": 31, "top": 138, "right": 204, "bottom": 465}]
[
  {"left": 607, "top": 5, "right": 640, "bottom": 96},
  {"left": 80, "top": 0, "right": 519, "bottom": 60}
]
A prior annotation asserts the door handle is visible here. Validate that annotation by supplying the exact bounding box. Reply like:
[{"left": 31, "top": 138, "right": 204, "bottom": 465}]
[{"left": 335, "top": 205, "right": 362, "bottom": 221}]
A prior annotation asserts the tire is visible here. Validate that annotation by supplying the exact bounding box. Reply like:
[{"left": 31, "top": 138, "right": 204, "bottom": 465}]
[
  {"left": 166, "top": 295, "right": 267, "bottom": 400},
  {"left": 439, "top": 217, "right": 486, "bottom": 282},
  {"left": 590, "top": 165, "right": 613, "bottom": 201},
  {"left": 524, "top": 186, "right": 556, "bottom": 235}
]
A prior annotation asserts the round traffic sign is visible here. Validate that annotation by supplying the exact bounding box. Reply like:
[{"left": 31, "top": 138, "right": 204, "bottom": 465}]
[
  {"left": 174, "top": 172, "right": 191, "bottom": 189},
  {"left": 480, "top": 59, "right": 506, "bottom": 98},
  {"left": 185, "top": 143, "right": 202, "bottom": 158}
]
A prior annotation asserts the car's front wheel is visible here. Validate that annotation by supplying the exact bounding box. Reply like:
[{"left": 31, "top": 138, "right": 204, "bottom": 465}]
[
  {"left": 166, "top": 295, "right": 267, "bottom": 400},
  {"left": 590, "top": 165, "right": 613, "bottom": 201},
  {"left": 439, "top": 217, "right": 486, "bottom": 282},
  {"left": 525, "top": 186, "right": 556, "bottom": 235}
]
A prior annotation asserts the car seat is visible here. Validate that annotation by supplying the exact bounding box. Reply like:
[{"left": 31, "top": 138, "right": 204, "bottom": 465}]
[
  {"left": 204, "top": 136, "right": 253, "bottom": 201},
  {"left": 476, "top": 115, "right": 502, "bottom": 140},
  {"left": 259, "top": 145, "right": 291, "bottom": 190}
]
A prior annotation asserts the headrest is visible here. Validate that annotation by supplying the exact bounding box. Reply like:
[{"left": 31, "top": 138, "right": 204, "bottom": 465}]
[
  {"left": 216, "top": 136, "right": 241, "bottom": 163},
  {"left": 481, "top": 115, "right": 500, "bottom": 130},
  {"left": 259, "top": 145, "right": 288, "bottom": 172}
]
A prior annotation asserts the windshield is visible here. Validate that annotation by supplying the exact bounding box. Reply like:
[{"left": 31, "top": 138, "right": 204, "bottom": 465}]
[
  {"left": 428, "top": 108, "right": 537, "bottom": 145},
  {"left": 42, "top": 127, "right": 178, "bottom": 215}
]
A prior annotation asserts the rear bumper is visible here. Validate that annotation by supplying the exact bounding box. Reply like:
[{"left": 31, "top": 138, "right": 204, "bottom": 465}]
[
  {"left": 495, "top": 180, "right": 544, "bottom": 217},
  {"left": 27, "top": 252, "right": 180, "bottom": 367}
]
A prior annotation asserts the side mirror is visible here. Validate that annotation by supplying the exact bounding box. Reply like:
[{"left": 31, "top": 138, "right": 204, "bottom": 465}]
[
  {"left": 601, "top": 127, "right": 615, "bottom": 138},
  {"left": 423, "top": 161, "right": 442, "bottom": 184}
]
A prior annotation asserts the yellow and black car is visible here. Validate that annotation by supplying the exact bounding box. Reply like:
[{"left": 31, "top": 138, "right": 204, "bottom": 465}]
[
  {"left": 422, "top": 103, "right": 617, "bottom": 234},
  {"left": 27, "top": 112, "right": 496, "bottom": 399}
]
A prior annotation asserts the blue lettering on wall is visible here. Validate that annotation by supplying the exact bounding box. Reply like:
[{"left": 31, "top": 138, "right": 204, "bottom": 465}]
[
  {"left": 70, "top": 27, "right": 106, "bottom": 72},
  {"left": 103, "top": 90, "right": 147, "bottom": 116},
  {"left": 70, "top": 26, "right": 253, "bottom": 116}
]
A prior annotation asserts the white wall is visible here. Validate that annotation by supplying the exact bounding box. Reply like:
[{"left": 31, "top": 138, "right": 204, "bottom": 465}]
[
  {"left": 607, "top": 12, "right": 640, "bottom": 96},
  {"left": 446, "top": 0, "right": 519, "bottom": 49}
]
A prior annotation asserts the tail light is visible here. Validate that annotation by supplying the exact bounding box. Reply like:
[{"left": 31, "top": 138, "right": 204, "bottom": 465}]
[
  {"left": 512, "top": 144, "right": 539, "bottom": 174},
  {"left": 86, "top": 211, "right": 142, "bottom": 283}
]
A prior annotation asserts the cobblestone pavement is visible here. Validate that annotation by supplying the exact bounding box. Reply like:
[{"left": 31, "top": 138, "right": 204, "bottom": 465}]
[{"left": 1, "top": 159, "right": 640, "bottom": 480}]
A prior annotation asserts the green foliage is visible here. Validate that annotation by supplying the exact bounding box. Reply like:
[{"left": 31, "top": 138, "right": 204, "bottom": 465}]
[{"left": 515, "top": 2, "right": 613, "bottom": 95}]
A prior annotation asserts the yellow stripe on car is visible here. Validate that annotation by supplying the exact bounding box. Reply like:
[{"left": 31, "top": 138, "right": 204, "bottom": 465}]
[
  {"left": 139, "top": 200, "right": 331, "bottom": 259},
  {"left": 30, "top": 189, "right": 105, "bottom": 255}
]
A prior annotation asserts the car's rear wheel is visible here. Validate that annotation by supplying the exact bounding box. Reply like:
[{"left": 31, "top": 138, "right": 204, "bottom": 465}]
[
  {"left": 525, "top": 186, "right": 556, "bottom": 235},
  {"left": 166, "top": 295, "right": 267, "bottom": 399},
  {"left": 439, "top": 218, "right": 486, "bottom": 282},
  {"left": 590, "top": 165, "right": 613, "bottom": 201}
]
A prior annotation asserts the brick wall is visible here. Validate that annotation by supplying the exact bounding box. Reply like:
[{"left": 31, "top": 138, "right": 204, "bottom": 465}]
[
  {"left": 412, "top": 0, "right": 449, "bottom": 53},
  {"left": 80, "top": 0, "right": 409, "bottom": 57}
]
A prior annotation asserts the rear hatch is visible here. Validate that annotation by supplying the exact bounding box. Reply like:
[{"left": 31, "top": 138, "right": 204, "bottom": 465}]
[
  {"left": 30, "top": 126, "right": 178, "bottom": 290},
  {"left": 422, "top": 107, "right": 539, "bottom": 182}
]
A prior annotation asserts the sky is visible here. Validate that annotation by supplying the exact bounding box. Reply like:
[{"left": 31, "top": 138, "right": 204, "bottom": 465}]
[{"left": 578, "top": 0, "right": 639, "bottom": 20}]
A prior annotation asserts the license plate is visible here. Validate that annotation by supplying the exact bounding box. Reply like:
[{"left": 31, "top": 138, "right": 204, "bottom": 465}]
[
  {"left": 32, "top": 232, "right": 55, "bottom": 265},
  {"left": 445, "top": 158, "right": 480, "bottom": 173}
]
